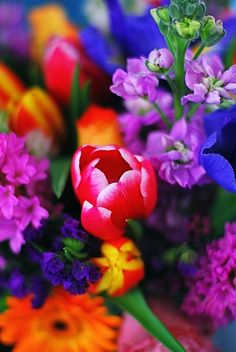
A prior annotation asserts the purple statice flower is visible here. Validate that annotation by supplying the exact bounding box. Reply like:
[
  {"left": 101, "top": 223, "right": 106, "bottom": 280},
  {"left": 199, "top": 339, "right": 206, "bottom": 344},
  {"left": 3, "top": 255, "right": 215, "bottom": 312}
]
[
  {"left": 60, "top": 214, "right": 88, "bottom": 241},
  {"left": 145, "top": 114, "right": 209, "bottom": 188},
  {"left": 41, "top": 252, "right": 66, "bottom": 286},
  {"left": 8, "top": 270, "right": 28, "bottom": 298},
  {"left": 119, "top": 89, "right": 174, "bottom": 154},
  {"left": 110, "top": 57, "right": 159, "bottom": 102},
  {"left": 41, "top": 252, "right": 100, "bottom": 295},
  {"left": 182, "top": 223, "right": 236, "bottom": 327},
  {"left": 182, "top": 55, "right": 236, "bottom": 105},
  {"left": 0, "top": 133, "right": 50, "bottom": 253},
  {"left": 0, "top": 3, "right": 29, "bottom": 57}
]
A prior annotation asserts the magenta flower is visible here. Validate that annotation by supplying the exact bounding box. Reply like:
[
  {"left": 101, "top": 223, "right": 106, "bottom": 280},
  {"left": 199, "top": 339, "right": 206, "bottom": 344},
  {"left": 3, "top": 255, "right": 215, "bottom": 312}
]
[
  {"left": 182, "top": 55, "right": 236, "bottom": 105},
  {"left": 110, "top": 58, "right": 159, "bottom": 102},
  {"left": 182, "top": 223, "right": 236, "bottom": 327},
  {"left": 14, "top": 196, "right": 48, "bottom": 229},
  {"left": 145, "top": 115, "right": 208, "bottom": 188},
  {"left": 0, "top": 133, "right": 50, "bottom": 253},
  {"left": 0, "top": 185, "right": 18, "bottom": 219}
]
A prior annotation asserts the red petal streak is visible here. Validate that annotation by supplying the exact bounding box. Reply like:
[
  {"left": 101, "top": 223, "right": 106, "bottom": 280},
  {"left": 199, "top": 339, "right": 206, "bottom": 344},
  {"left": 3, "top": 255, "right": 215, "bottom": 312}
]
[
  {"left": 81, "top": 200, "right": 124, "bottom": 240},
  {"left": 140, "top": 159, "right": 158, "bottom": 216},
  {"left": 97, "top": 170, "right": 145, "bottom": 227}
]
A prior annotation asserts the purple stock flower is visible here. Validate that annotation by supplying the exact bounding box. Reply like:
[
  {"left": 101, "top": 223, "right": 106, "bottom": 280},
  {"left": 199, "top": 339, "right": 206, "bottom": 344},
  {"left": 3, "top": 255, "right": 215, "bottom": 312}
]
[
  {"left": 182, "top": 55, "right": 236, "bottom": 105},
  {"left": 182, "top": 223, "right": 236, "bottom": 327},
  {"left": 145, "top": 115, "right": 208, "bottom": 188},
  {"left": 111, "top": 58, "right": 159, "bottom": 102},
  {"left": 119, "top": 89, "right": 174, "bottom": 154},
  {"left": 147, "top": 48, "right": 174, "bottom": 71}
]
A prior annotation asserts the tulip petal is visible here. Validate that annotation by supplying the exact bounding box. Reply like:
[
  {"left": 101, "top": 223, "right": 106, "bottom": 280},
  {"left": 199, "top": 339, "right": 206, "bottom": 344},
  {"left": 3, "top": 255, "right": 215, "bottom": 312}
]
[
  {"left": 77, "top": 166, "right": 108, "bottom": 205},
  {"left": 93, "top": 148, "right": 132, "bottom": 183},
  {"left": 97, "top": 170, "right": 144, "bottom": 227},
  {"left": 71, "top": 145, "right": 96, "bottom": 190},
  {"left": 140, "top": 159, "right": 158, "bottom": 216},
  {"left": 81, "top": 200, "right": 124, "bottom": 240}
]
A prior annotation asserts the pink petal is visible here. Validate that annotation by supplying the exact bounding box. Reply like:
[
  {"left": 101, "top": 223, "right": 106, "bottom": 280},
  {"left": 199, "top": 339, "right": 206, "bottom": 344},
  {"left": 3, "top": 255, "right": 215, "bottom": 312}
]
[
  {"left": 140, "top": 159, "right": 158, "bottom": 216},
  {"left": 71, "top": 145, "right": 96, "bottom": 190},
  {"left": 97, "top": 170, "right": 145, "bottom": 227},
  {"left": 77, "top": 166, "right": 108, "bottom": 205},
  {"left": 81, "top": 200, "right": 124, "bottom": 240}
]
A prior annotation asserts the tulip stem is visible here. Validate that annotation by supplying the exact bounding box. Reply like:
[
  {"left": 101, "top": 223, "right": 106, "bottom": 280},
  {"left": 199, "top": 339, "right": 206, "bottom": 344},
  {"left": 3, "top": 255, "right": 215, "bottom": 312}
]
[{"left": 193, "top": 43, "right": 205, "bottom": 60}]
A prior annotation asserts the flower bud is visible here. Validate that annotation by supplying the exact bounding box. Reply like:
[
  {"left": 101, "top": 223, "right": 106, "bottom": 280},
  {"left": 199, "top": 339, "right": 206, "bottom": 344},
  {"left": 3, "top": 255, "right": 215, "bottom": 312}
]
[
  {"left": 174, "top": 18, "right": 201, "bottom": 40},
  {"left": 8, "top": 87, "right": 65, "bottom": 150},
  {"left": 146, "top": 48, "right": 174, "bottom": 73},
  {"left": 150, "top": 7, "right": 170, "bottom": 35},
  {"left": 0, "top": 63, "right": 25, "bottom": 109},
  {"left": 90, "top": 238, "right": 144, "bottom": 296},
  {"left": 200, "top": 16, "right": 225, "bottom": 47}
]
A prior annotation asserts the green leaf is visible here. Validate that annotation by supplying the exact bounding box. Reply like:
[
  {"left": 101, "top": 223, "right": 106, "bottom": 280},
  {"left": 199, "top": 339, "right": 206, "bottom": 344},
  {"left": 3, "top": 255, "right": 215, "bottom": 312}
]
[
  {"left": 109, "top": 288, "right": 186, "bottom": 352},
  {"left": 50, "top": 156, "right": 71, "bottom": 198},
  {"left": 210, "top": 188, "right": 236, "bottom": 237}
]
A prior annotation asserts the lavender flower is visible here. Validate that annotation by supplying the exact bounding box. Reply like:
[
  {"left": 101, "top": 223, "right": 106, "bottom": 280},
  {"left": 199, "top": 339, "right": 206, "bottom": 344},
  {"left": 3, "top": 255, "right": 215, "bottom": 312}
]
[
  {"left": 145, "top": 115, "right": 209, "bottom": 188},
  {"left": 0, "top": 133, "right": 50, "bottom": 253},
  {"left": 111, "top": 58, "right": 159, "bottom": 102},
  {"left": 182, "top": 55, "right": 236, "bottom": 105},
  {"left": 182, "top": 223, "right": 236, "bottom": 327}
]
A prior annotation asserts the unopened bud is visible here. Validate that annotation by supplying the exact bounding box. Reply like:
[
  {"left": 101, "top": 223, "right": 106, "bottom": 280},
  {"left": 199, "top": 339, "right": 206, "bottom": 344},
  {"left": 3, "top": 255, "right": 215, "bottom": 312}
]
[
  {"left": 174, "top": 18, "right": 201, "bottom": 40},
  {"left": 146, "top": 48, "right": 174, "bottom": 73},
  {"left": 200, "top": 15, "right": 225, "bottom": 47}
]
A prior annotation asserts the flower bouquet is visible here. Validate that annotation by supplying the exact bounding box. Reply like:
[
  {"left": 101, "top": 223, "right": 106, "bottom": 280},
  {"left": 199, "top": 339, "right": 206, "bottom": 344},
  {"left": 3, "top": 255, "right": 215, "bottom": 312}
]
[{"left": 0, "top": 0, "right": 236, "bottom": 351}]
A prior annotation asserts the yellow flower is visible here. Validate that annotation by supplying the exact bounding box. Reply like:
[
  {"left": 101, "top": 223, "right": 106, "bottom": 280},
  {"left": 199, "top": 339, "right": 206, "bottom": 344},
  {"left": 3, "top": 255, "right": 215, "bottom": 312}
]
[
  {"left": 0, "top": 287, "right": 121, "bottom": 352},
  {"left": 91, "top": 238, "right": 144, "bottom": 296}
]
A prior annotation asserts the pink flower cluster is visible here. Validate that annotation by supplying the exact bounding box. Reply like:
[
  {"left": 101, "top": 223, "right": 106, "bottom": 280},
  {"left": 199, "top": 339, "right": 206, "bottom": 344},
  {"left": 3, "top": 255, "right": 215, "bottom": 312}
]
[
  {"left": 182, "top": 223, "right": 236, "bottom": 327},
  {"left": 0, "top": 133, "right": 49, "bottom": 253}
]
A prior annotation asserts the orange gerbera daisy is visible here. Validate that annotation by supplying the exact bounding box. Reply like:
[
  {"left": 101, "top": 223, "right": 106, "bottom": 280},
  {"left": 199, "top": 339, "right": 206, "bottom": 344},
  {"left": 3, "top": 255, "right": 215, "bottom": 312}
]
[{"left": 0, "top": 287, "right": 121, "bottom": 352}]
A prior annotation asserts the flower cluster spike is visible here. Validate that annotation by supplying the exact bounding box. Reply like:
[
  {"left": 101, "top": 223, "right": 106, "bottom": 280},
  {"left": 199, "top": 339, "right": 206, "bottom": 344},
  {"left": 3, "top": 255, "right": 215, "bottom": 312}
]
[{"left": 169, "top": 0, "right": 206, "bottom": 22}]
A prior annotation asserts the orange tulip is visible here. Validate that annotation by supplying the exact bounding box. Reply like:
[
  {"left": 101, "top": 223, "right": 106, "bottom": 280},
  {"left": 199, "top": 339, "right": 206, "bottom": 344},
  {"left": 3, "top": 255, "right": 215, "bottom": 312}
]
[
  {"left": 0, "top": 62, "right": 25, "bottom": 108},
  {"left": 8, "top": 87, "right": 65, "bottom": 146},
  {"left": 76, "top": 104, "right": 123, "bottom": 146},
  {"left": 90, "top": 237, "right": 144, "bottom": 296},
  {"left": 28, "top": 4, "right": 77, "bottom": 62}
]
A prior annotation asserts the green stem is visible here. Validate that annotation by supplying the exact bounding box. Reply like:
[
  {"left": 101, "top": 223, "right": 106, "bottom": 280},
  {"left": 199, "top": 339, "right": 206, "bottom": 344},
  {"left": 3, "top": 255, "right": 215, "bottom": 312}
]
[
  {"left": 110, "top": 289, "right": 186, "bottom": 352},
  {"left": 152, "top": 102, "right": 172, "bottom": 129},
  {"left": 193, "top": 43, "right": 205, "bottom": 60},
  {"left": 186, "top": 103, "right": 200, "bottom": 121},
  {"left": 174, "top": 40, "right": 189, "bottom": 120}
]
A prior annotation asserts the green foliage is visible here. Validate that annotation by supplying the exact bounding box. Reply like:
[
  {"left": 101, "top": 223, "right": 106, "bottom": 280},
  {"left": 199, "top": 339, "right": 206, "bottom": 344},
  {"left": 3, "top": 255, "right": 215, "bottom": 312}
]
[
  {"left": 210, "top": 188, "right": 236, "bottom": 237},
  {"left": 50, "top": 156, "right": 71, "bottom": 198},
  {"left": 110, "top": 288, "right": 186, "bottom": 352}
]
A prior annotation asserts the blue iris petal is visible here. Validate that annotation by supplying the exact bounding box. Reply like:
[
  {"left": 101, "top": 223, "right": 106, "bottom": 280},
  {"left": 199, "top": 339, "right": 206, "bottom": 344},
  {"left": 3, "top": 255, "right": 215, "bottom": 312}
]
[
  {"left": 200, "top": 106, "right": 236, "bottom": 192},
  {"left": 81, "top": 0, "right": 165, "bottom": 74}
]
